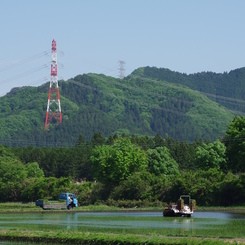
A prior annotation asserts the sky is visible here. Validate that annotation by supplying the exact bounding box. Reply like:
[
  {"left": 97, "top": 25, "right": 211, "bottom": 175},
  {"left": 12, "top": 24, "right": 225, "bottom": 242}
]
[{"left": 0, "top": 0, "right": 245, "bottom": 96}]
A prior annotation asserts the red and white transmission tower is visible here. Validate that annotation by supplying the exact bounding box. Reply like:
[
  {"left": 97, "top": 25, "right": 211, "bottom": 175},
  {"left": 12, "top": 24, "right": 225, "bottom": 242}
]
[{"left": 44, "top": 39, "right": 62, "bottom": 130}]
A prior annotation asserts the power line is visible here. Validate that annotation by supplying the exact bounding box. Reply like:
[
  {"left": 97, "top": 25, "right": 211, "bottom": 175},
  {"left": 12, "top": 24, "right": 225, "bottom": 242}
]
[
  {"left": 0, "top": 77, "right": 49, "bottom": 97},
  {"left": 0, "top": 64, "right": 49, "bottom": 86},
  {"left": 37, "top": 52, "right": 245, "bottom": 111},
  {"left": 0, "top": 72, "right": 239, "bottom": 147},
  {"left": 198, "top": 91, "right": 245, "bottom": 104},
  {"left": 0, "top": 48, "right": 64, "bottom": 96},
  {"left": 1, "top": 48, "right": 245, "bottom": 146},
  {"left": 2, "top": 132, "right": 245, "bottom": 148},
  {"left": 67, "top": 77, "right": 231, "bottom": 126},
  {"left": 5, "top": 49, "right": 241, "bottom": 110},
  {"left": 100, "top": 65, "right": 119, "bottom": 75},
  {"left": 129, "top": 74, "right": 245, "bottom": 104},
  {"left": 127, "top": 74, "right": 245, "bottom": 114},
  {"left": 0, "top": 50, "right": 50, "bottom": 73},
  {"left": 127, "top": 71, "right": 245, "bottom": 113},
  {"left": 92, "top": 73, "right": 234, "bottom": 117}
]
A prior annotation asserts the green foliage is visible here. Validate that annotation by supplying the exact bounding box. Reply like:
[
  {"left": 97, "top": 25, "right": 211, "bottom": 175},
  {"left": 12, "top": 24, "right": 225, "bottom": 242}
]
[
  {"left": 161, "top": 168, "right": 245, "bottom": 206},
  {"left": 7, "top": 132, "right": 244, "bottom": 206},
  {"left": 194, "top": 139, "right": 227, "bottom": 170},
  {"left": 0, "top": 146, "right": 27, "bottom": 201},
  {"left": 75, "top": 134, "right": 85, "bottom": 147},
  {"left": 21, "top": 177, "right": 71, "bottom": 202},
  {"left": 0, "top": 68, "right": 236, "bottom": 147},
  {"left": 25, "top": 162, "right": 44, "bottom": 178},
  {"left": 224, "top": 116, "right": 245, "bottom": 172},
  {"left": 140, "top": 66, "right": 245, "bottom": 114},
  {"left": 147, "top": 146, "right": 179, "bottom": 175},
  {"left": 91, "top": 132, "right": 105, "bottom": 146},
  {"left": 72, "top": 181, "right": 93, "bottom": 206},
  {"left": 109, "top": 171, "right": 152, "bottom": 201},
  {"left": 91, "top": 138, "right": 147, "bottom": 185},
  {"left": 0, "top": 125, "right": 244, "bottom": 207},
  {"left": 218, "top": 172, "right": 245, "bottom": 205}
]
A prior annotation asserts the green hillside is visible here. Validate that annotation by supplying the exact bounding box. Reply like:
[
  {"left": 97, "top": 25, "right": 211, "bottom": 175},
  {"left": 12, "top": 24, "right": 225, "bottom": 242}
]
[
  {"left": 0, "top": 70, "right": 235, "bottom": 146},
  {"left": 135, "top": 66, "right": 245, "bottom": 114}
]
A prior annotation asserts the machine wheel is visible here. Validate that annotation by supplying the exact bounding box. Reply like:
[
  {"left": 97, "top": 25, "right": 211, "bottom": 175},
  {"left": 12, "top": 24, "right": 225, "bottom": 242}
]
[{"left": 68, "top": 204, "right": 73, "bottom": 210}]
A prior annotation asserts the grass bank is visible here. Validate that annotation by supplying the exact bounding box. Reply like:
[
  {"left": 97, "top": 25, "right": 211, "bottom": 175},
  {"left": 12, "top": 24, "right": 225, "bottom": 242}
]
[
  {"left": 0, "top": 204, "right": 245, "bottom": 244},
  {"left": 196, "top": 205, "right": 245, "bottom": 213},
  {"left": 0, "top": 230, "right": 242, "bottom": 245},
  {"left": 0, "top": 202, "right": 245, "bottom": 213}
]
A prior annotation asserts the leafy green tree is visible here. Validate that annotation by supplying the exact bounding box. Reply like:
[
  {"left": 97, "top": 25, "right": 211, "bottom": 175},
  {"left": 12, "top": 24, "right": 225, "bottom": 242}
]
[
  {"left": 91, "top": 138, "right": 147, "bottom": 185},
  {"left": 147, "top": 147, "right": 179, "bottom": 176},
  {"left": 25, "top": 162, "right": 44, "bottom": 178},
  {"left": 0, "top": 146, "right": 27, "bottom": 201},
  {"left": 110, "top": 170, "right": 152, "bottom": 200},
  {"left": 71, "top": 181, "right": 93, "bottom": 206},
  {"left": 21, "top": 177, "right": 71, "bottom": 202},
  {"left": 163, "top": 168, "right": 225, "bottom": 205},
  {"left": 189, "top": 168, "right": 224, "bottom": 205},
  {"left": 218, "top": 172, "right": 245, "bottom": 205},
  {"left": 224, "top": 116, "right": 245, "bottom": 172},
  {"left": 194, "top": 139, "right": 226, "bottom": 170}
]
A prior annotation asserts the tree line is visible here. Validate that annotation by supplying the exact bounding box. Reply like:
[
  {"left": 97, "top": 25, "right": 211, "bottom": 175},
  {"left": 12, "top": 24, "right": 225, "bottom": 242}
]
[{"left": 0, "top": 116, "right": 245, "bottom": 206}]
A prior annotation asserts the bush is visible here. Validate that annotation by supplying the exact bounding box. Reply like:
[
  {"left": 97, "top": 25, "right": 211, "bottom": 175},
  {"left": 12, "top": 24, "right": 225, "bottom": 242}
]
[{"left": 71, "top": 182, "right": 93, "bottom": 206}]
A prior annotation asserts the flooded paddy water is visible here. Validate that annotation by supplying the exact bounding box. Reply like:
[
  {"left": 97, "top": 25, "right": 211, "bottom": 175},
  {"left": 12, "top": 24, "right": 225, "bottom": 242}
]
[{"left": 0, "top": 211, "right": 245, "bottom": 244}]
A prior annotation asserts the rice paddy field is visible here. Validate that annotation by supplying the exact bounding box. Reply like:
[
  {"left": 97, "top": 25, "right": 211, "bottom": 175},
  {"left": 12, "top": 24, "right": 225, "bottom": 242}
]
[{"left": 0, "top": 204, "right": 245, "bottom": 244}]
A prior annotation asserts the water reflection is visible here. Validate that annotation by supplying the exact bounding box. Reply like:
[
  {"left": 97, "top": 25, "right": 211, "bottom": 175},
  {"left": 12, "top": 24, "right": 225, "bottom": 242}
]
[
  {"left": 0, "top": 211, "right": 244, "bottom": 231},
  {"left": 0, "top": 211, "right": 244, "bottom": 244},
  {"left": 194, "top": 211, "right": 245, "bottom": 220}
]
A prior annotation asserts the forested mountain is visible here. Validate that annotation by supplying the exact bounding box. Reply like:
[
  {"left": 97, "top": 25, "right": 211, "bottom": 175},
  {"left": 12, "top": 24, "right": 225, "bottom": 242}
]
[
  {"left": 135, "top": 66, "right": 245, "bottom": 114},
  {"left": 0, "top": 67, "right": 237, "bottom": 146}
]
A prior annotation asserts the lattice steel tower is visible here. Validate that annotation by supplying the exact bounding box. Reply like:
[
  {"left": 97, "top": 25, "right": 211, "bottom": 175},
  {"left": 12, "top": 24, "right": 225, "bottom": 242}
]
[
  {"left": 44, "top": 39, "right": 62, "bottom": 130},
  {"left": 118, "top": 60, "right": 126, "bottom": 79}
]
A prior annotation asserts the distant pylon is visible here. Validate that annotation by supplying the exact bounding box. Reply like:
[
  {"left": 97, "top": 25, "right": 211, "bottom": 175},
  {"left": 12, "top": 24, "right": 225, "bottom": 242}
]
[
  {"left": 118, "top": 60, "right": 126, "bottom": 79},
  {"left": 44, "top": 39, "right": 62, "bottom": 131}
]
